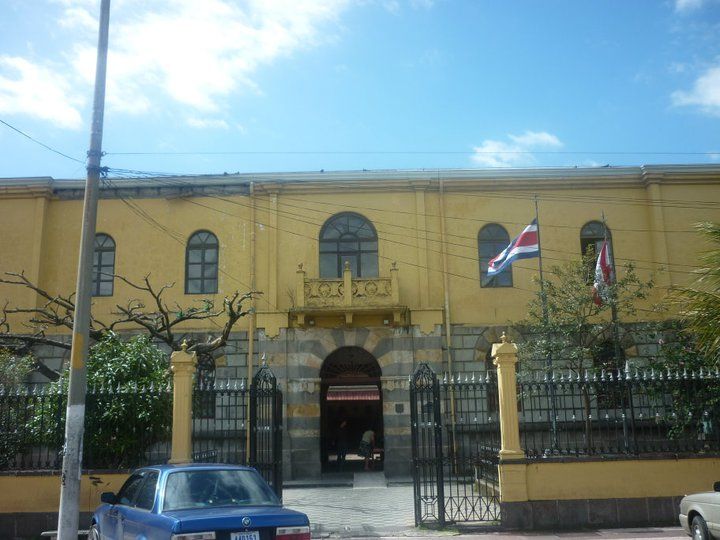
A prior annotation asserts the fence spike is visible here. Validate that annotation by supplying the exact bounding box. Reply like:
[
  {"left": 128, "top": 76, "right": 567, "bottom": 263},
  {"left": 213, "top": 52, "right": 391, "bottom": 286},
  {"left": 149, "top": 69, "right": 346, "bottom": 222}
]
[
  {"left": 634, "top": 368, "right": 640, "bottom": 380},
  {"left": 650, "top": 368, "right": 656, "bottom": 380},
  {"left": 700, "top": 367, "right": 705, "bottom": 378},
  {"left": 683, "top": 368, "right": 688, "bottom": 380},
  {"left": 600, "top": 369, "right": 606, "bottom": 382}
]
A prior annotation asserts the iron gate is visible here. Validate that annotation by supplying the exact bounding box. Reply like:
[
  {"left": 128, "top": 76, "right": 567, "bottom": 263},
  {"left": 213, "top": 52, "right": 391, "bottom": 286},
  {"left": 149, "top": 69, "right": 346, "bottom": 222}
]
[
  {"left": 249, "top": 365, "right": 283, "bottom": 498},
  {"left": 410, "top": 363, "right": 501, "bottom": 526}
]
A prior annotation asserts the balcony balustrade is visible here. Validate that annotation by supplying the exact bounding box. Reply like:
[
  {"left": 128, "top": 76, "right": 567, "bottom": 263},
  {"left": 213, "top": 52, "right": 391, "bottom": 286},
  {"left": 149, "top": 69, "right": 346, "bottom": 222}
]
[{"left": 292, "top": 261, "right": 408, "bottom": 327}]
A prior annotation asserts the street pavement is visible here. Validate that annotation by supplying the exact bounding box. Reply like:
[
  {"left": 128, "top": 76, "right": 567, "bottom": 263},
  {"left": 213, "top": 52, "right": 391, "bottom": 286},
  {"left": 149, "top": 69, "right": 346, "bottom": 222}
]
[{"left": 282, "top": 477, "right": 687, "bottom": 539}]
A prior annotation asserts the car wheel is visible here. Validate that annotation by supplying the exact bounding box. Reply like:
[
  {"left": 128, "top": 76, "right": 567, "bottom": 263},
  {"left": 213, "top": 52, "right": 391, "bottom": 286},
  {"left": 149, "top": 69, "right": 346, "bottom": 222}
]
[
  {"left": 692, "top": 515, "right": 710, "bottom": 540},
  {"left": 88, "top": 523, "right": 101, "bottom": 540}
]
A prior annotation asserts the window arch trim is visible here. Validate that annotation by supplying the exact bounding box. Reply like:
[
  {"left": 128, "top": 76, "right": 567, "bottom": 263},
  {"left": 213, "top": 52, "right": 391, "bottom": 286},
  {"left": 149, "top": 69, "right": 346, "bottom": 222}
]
[
  {"left": 319, "top": 212, "right": 378, "bottom": 278},
  {"left": 478, "top": 223, "right": 513, "bottom": 288},
  {"left": 92, "top": 233, "right": 115, "bottom": 297},
  {"left": 185, "top": 230, "right": 219, "bottom": 294}
]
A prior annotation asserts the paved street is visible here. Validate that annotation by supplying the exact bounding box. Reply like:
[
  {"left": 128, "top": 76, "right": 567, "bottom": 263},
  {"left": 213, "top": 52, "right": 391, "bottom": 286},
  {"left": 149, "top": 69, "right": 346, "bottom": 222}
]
[
  {"left": 282, "top": 481, "right": 687, "bottom": 539},
  {"left": 283, "top": 482, "right": 417, "bottom": 537}
]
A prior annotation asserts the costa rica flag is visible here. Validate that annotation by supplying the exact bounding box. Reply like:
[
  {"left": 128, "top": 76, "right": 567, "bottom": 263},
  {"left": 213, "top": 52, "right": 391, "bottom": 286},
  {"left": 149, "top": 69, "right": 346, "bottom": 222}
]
[
  {"left": 487, "top": 219, "right": 540, "bottom": 276},
  {"left": 593, "top": 239, "right": 614, "bottom": 306}
]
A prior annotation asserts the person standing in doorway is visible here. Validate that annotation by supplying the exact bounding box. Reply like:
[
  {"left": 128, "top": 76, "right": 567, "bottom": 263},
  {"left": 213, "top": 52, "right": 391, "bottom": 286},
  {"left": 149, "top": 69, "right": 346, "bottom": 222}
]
[
  {"left": 336, "top": 419, "right": 349, "bottom": 469},
  {"left": 358, "top": 427, "right": 375, "bottom": 471}
]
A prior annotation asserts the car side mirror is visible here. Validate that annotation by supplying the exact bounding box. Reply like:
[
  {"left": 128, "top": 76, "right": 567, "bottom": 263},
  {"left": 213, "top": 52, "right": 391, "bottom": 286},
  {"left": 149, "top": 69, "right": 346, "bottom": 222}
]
[
  {"left": 714, "top": 482, "right": 720, "bottom": 492},
  {"left": 100, "top": 492, "right": 117, "bottom": 504}
]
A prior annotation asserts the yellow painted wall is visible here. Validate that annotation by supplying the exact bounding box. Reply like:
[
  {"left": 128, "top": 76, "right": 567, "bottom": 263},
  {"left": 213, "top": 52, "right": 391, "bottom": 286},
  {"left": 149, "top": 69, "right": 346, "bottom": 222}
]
[
  {"left": 500, "top": 458, "right": 720, "bottom": 502},
  {"left": 1, "top": 171, "right": 719, "bottom": 338},
  {"left": 0, "top": 473, "right": 128, "bottom": 513}
]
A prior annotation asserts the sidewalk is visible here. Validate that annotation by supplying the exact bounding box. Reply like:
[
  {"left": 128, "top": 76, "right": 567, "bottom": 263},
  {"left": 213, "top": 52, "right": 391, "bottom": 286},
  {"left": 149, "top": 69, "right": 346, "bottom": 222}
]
[{"left": 282, "top": 478, "right": 686, "bottom": 539}]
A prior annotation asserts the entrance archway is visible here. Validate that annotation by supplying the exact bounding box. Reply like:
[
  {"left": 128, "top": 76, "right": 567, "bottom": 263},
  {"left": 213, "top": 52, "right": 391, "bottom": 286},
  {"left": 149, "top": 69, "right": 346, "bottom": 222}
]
[{"left": 320, "top": 346, "right": 383, "bottom": 472}]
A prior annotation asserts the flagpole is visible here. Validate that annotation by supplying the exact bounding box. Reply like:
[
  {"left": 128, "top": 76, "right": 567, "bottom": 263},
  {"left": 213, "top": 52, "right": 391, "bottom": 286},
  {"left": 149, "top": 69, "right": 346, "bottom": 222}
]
[
  {"left": 601, "top": 212, "right": 623, "bottom": 368},
  {"left": 535, "top": 195, "right": 558, "bottom": 450}
]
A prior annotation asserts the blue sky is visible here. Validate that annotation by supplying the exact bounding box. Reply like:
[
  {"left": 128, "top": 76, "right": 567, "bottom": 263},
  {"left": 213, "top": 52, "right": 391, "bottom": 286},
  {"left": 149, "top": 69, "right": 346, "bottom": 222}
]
[{"left": 1, "top": 0, "right": 719, "bottom": 179}]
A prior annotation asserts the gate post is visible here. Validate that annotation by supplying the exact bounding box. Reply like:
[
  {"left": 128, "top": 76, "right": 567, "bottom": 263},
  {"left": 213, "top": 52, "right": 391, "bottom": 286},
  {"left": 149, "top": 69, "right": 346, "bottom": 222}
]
[
  {"left": 250, "top": 365, "right": 283, "bottom": 497},
  {"left": 492, "top": 334, "right": 528, "bottom": 504},
  {"left": 169, "top": 342, "right": 197, "bottom": 464},
  {"left": 409, "top": 363, "right": 445, "bottom": 527}
]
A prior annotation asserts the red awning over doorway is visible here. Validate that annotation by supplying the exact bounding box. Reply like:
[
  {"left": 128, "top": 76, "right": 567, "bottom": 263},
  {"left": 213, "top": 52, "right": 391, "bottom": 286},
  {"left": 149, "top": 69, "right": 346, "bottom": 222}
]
[{"left": 326, "top": 384, "right": 380, "bottom": 401}]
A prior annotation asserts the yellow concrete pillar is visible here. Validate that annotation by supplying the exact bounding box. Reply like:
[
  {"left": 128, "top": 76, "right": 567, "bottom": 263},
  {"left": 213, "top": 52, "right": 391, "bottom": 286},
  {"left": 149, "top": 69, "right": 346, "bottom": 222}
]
[
  {"left": 492, "top": 333, "right": 528, "bottom": 502},
  {"left": 169, "top": 343, "right": 197, "bottom": 464},
  {"left": 492, "top": 333, "right": 524, "bottom": 460}
]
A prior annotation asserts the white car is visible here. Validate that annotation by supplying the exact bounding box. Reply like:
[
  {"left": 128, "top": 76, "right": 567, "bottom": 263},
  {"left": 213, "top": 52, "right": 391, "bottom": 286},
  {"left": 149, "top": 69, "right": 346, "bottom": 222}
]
[{"left": 680, "top": 482, "right": 720, "bottom": 540}]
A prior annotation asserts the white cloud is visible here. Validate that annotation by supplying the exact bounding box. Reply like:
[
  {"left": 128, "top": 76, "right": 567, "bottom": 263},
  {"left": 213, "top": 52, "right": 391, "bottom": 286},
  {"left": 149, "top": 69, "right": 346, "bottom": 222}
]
[
  {"left": 672, "top": 65, "right": 720, "bottom": 116},
  {"left": 675, "top": 0, "right": 704, "bottom": 11},
  {"left": 187, "top": 117, "right": 230, "bottom": 129},
  {"left": 471, "top": 130, "right": 563, "bottom": 168},
  {"left": 8, "top": 0, "right": 351, "bottom": 127},
  {"left": 0, "top": 56, "right": 84, "bottom": 129}
]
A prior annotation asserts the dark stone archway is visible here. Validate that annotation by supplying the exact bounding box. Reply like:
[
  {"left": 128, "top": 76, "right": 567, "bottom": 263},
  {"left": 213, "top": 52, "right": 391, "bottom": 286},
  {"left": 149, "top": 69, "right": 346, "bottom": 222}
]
[{"left": 320, "top": 346, "right": 384, "bottom": 472}]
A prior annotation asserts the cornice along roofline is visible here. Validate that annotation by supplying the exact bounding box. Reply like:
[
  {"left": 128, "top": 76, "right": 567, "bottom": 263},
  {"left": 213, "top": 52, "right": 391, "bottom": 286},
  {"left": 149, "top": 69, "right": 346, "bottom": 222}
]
[{"left": 0, "top": 165, "right": 718, "bottom": 198}]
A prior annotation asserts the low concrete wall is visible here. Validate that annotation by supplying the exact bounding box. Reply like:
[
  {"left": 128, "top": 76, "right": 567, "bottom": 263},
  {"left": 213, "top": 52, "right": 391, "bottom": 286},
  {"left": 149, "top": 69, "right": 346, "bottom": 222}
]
[
  {"left": 499, "top": 456, "right": 720, "bottom": 530},
  {"left": 0, "top": 472, "right": 128, "bottom": 539}
]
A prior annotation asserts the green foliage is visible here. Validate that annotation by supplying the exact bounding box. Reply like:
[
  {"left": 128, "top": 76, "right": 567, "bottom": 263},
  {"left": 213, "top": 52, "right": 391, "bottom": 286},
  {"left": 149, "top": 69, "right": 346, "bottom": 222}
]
[
  {"left": 522, "top": 254, "right": 654, "bottom": 372},
  {"left": 30, "top": 333, "right": 172, "bottom": 468},
  {"left": 0, "top": 350, "right": 35, "bottom": 467},
  {"left": 648, "top": 325, "right": 720, "bottom": 441},
  {"left": 676, "top": 222, "right": 720, "bottom": 362},
  {"left": 0, "top": 349, "right": 33, "bottom": 387}
]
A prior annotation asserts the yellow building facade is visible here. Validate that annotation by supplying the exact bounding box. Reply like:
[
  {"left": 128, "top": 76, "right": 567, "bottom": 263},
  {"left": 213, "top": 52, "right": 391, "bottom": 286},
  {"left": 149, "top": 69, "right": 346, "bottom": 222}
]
[{"left": 1, "top": 164, "right": 719, "bottom": 478}]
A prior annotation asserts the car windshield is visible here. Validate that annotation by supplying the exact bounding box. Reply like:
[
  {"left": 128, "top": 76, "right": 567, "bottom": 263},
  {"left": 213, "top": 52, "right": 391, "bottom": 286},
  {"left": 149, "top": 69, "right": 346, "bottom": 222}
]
[{"left": 163, "top": 469, "right": 280, "bottom": 511}]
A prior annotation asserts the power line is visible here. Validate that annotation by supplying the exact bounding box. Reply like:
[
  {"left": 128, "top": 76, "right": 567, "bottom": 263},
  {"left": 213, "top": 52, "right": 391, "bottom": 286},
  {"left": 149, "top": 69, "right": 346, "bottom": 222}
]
[
  {"left": 104, "top": 150, "right": 720, "bottom": 157},
  {"left": 0, "top": 118, "right": 85, "bottom": 165},
  {"left": 133, "top": 174, "right": 708, "bottom": 273}
]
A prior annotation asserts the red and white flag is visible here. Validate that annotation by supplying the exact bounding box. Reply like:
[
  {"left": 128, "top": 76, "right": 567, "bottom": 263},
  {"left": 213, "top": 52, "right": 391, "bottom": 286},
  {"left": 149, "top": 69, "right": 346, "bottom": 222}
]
[{"left": 593, "top": 239, "right": 614, "bottom": 306}]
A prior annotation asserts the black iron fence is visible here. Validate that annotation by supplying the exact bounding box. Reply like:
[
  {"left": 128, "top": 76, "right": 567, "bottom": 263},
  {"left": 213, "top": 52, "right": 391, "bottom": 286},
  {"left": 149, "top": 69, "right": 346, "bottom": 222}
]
[
  {"left": 410, "top": 364, "right": 500, "bottom": 527},
  {"left": 0, "top": 366, "right": 283, "bottom": 497},
  {"left": 518, "top": 368, "right": 720, "bottom": 458},
  {"left": 0, "top": 383, "right": 173, "bottom": 471}
]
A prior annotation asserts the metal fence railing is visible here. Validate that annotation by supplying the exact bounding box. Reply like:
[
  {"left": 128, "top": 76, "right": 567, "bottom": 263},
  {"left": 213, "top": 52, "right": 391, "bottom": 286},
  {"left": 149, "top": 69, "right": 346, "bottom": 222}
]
[
  {"left": 1, "top": 371, "right": 282, "bottom": 486},
  {"left": 410, "top": 365, "right": 501, "bottom": 527},
  {"left": 518, "top": 368, "right": 720, "bottom": 458},
  {"left": 0, "top": 383, "right": 173, "bottom": 471}
]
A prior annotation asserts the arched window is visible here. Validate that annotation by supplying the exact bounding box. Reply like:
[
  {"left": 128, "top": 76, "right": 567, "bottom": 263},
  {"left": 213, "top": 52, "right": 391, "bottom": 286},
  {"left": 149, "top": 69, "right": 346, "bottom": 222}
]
[
  {"left": 92, "top": 233, "right": 115, "bottom": 296},
  {"left": 581, "top": 221, "right": 612, "bottom": 283},
  {"left": 186, "top": 230, "right": 219, "bottom": 294},
  {"left": 580, "top": 221, "right": 611, "bottom": 258},
  {"left": 319, "top": 213, "right": 378, "bottom": 278},
  {"left": 478, "top": 224, "right": 512, "bottom": 287}
]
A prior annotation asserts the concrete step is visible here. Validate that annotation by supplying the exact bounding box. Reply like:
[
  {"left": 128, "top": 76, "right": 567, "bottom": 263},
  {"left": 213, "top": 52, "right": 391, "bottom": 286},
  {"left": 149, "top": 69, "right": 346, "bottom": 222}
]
[{"left": 353, "top": 471, "right": 387, "bottom": 489}]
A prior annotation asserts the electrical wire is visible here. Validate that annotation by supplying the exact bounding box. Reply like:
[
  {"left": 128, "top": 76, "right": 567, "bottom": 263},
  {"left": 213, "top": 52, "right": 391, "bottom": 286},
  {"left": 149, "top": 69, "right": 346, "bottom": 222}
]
[{"left": 0, "top": 118, "right": 85, "bottom": 165}]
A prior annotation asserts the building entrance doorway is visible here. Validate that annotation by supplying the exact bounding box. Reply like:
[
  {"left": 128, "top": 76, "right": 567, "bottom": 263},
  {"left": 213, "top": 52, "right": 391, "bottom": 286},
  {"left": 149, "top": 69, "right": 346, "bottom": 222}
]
[{"left": 320, "top": 346, "right": 383, "bottom": 473}]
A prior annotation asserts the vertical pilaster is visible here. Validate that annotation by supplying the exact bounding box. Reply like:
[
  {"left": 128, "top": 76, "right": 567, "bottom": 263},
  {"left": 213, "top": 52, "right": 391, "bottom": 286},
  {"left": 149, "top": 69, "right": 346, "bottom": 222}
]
[
  {"left": 268, "top": 190, "right": 279, "bottom": 309},
  {"left": 169, "top": 343, "right": 197, "bottom": 464},
  {"left": 644, "top": 174, "right": 672, "bottom": 288},
  {"left": 492, "top": 334, "right": 528, "bottom": 503},
  {"left": 412, "top": 182, "right": 430, "bottom": 308}
]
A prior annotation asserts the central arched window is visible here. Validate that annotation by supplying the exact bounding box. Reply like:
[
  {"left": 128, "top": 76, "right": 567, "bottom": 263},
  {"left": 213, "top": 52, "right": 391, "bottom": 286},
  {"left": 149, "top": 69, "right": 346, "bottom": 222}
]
[
  {"left": 186, "top": 230, "right": 219, "bottom": 294},
  {"left": 92, "top": 233, "right": 115, "bottom": 296},
  {"left": 478, "top": 224, "right": 512, "bottom": 287},
  {"left": 581, "top": 221, "right": 611, "bottom": 283},
  {"left": 320, "top": 213, "right": 378, "bottom": 278}
]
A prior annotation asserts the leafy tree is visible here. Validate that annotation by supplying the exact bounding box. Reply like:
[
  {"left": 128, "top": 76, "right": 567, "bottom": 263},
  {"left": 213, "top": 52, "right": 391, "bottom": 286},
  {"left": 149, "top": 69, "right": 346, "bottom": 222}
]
[
  {"left": 0, "top": 350, "right": 34, "bottom": 467},
  {"left": 521, "top": 254, "right": 654, "bottom": 450},
  {"left": 522, "top": 254, "right": 654, "bottom": 373},
  {"left": 0, "top": 349, "right": 33, "bottom": 387},
  {"left": 29, "top": 333, "right": 172, "bottom": 468},
  {"left": 675, "top": 222, "right": 720, "bottom": 362}
]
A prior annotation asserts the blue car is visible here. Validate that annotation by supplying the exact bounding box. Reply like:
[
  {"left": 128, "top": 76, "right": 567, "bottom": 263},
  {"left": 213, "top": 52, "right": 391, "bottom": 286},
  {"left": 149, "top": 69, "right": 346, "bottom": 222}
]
[{"left": 89, "top": 464, "right": 310, "bottom": 540}]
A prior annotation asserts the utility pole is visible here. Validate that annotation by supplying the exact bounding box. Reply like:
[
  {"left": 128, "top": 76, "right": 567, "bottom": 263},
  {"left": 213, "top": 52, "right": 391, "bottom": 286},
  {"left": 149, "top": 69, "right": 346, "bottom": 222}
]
[{"left": 57, "top": 1, "right": 110, "bottom": 538}]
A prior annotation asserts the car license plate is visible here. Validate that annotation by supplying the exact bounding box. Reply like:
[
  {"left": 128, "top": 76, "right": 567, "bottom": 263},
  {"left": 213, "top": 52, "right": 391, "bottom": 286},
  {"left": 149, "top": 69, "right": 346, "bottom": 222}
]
[{"left": 231, "top": 532, "right": 260, "bottom": 540}]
